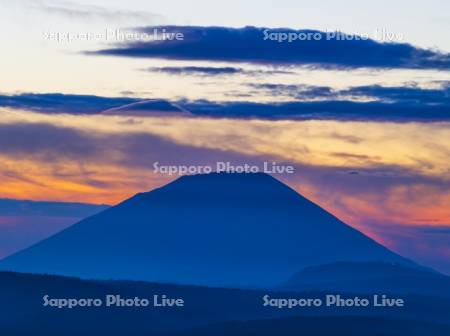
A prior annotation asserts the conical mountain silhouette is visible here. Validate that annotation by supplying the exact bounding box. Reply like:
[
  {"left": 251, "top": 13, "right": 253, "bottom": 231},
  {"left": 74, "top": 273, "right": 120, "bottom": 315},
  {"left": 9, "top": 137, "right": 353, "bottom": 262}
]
[{"left": 0, "top": 173, "right": 415, "bottom": 287}]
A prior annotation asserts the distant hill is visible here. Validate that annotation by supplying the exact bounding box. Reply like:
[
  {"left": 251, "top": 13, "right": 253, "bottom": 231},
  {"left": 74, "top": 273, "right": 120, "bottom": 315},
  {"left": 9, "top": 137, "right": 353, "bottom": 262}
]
[
  {"left": 1, "top": 271, "right": 449, "bottom": 335},
  {"left": 282, "top": 262, "right": 450, "bottom": 297},
  {"left": 174, "top": 316, "right": 450, "bottom": 336},
  {"left": 0, "top": 172, "right": 418, "bottom": 288}
]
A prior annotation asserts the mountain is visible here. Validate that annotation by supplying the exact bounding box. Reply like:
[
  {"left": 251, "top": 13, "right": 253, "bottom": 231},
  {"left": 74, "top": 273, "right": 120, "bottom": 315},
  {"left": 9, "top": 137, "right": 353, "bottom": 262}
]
[
  {"left": 0, "top": 172, "right": 417, "bottom": 288},
  {"left": 1, "top": 271, "right": 449, "bottom": 335},
  {"left": 282, "top": 262, "right": 450, "bottom": 297}
]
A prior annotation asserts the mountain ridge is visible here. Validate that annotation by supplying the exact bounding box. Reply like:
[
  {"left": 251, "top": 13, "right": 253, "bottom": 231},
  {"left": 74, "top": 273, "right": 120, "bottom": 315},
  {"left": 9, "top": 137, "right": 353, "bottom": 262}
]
[{"left": 2, "top": 270, "right": 450, "bottom": 335}]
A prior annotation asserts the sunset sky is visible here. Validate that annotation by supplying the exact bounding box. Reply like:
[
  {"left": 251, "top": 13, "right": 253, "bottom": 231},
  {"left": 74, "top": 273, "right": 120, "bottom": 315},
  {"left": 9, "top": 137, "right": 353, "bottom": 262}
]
[{"left": 0, "top": 0, "right": 449, "bottom": 273}]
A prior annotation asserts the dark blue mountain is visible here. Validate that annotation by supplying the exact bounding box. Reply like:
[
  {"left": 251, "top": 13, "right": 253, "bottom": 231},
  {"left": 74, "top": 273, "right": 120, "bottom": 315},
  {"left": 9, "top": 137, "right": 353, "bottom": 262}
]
[
  {"left": 0, "top": 173, "right": 417, "bottom": 287},
  {"left": 282, "top": 262, "right": 450, "bottom": 297}
]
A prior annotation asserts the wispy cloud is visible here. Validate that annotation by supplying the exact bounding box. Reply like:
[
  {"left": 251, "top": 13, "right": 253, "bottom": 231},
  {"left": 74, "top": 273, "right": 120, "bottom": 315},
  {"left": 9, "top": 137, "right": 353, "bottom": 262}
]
[
  {"left": 248, "top": 82, "right": 450, "bottom": 104},
  {"left": 145, "top": 66, "right": 294, "bottom": 76},
  {"left": 29, "top": 0, "right": 163, "bottom": 24}
]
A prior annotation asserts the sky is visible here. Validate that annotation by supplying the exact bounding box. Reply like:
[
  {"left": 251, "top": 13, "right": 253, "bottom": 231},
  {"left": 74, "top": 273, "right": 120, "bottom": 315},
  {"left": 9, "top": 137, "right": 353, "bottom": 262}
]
[{"left": 0, "top": 0, "right": 449, "bottom": 274}]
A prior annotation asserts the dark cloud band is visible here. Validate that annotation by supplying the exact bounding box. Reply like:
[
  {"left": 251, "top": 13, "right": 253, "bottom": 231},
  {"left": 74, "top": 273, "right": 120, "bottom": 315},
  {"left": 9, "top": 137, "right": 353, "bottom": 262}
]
[
  {"left": 145, "top": 66, "right": 294, "bottom": 76},
  {"left": 1, "top": 83, "right": 449, "bottom": 121},
  {"left": 90, "top": 26, "right": 450, "bottom": 70}
]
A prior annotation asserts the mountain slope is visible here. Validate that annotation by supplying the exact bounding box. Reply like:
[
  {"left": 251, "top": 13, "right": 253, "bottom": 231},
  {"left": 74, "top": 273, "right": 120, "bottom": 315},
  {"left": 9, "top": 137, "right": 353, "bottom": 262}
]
[
  {"left": 0, "top": 173, "right": 416, "bottom": 287},
  {"left": 282, "top": 262, "right": 450, "bottom": 296}
]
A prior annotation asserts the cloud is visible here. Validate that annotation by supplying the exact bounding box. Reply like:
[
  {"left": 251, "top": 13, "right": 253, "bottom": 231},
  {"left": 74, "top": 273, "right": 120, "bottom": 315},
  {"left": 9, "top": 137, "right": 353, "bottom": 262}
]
[
  {"left": 248, "top": 82, "right": 450, "bottom": 104},
  {"left": 0, "top": 93, "right": 137, "bottom": 114},
  {"left": 146, "top": 66, "right": 243, "bottom": 76},
  {"left": 248, "top": 84, "right": 337, "bottom": 100},
  {"left": 90, "top": 26, "right": 450, "bottom": 70},
  {"left": 1, "top": 84, "right": 449, "bottom": 121},
  {"left": 418, "top": 226, "right": 450, "bottom": 235},
  {"left": 0, "top": 199, "right": 107, "bottom": 260},
  {"left": 371, "top": 223, "right": 450, "bottom": 274},
  {"left": 0, "top": 120, "right": 447, "bottom": 201},
  {"left": 0, "top": 123, "right": 102, "bottom": 160},
  {"left": 188, "top": 82, "right": 450, "bottom": 120},
  {"left": 29, "top": 0, "right": 162, "bottom": 24},
  {"left": 343, "top": 84, "right": 450, "bottom": 105},
  {"left": 181, "top": 99, "right": 450, "bottom": 121},
  {"left": 0, "top": 198, "right": 108, "bottom": 217},
  {"left": 0, "top": 122, "right": 245, "bottom": 171},
  {"left": 146, "top": 66, "right": 294, "bottom": 76}
]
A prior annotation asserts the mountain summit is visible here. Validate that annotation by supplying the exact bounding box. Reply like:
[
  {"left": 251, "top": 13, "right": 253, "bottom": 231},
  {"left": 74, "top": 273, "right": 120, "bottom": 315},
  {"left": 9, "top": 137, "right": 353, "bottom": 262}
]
[{"left": 0, "top": 173, "right": 414, "bottom": 287}]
